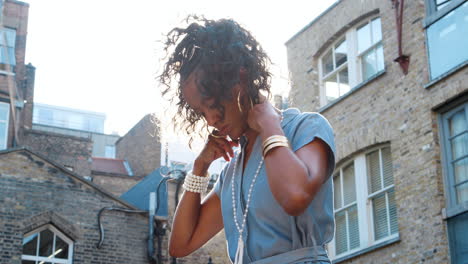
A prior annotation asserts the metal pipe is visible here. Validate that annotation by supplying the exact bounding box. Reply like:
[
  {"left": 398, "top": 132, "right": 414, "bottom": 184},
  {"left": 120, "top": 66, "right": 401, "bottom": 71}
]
[{"left": 96, "top": 207, "right": 147, "bottom": 249}]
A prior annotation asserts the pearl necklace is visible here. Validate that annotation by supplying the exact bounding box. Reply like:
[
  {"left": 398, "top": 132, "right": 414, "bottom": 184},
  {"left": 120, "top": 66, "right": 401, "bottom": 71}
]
[
  {"left": 231, "top": 145, "right": 264, "bottom": 264},
  {"left": 231, "top": 110, "right": 283, "bottom": 264}
]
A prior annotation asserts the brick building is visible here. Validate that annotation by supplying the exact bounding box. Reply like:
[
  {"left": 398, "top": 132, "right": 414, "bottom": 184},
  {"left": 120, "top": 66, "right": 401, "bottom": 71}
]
[
  {"left": 0, "top": 1, "right": 157, "bottom": 264},
  {"left": 286, "top": 0, "right": 467, "bottom": 263},
  {"left": 0, "top": 148, "right": 149, "bottom": 264},
  {"left": 116, "top": 113, "right": 161, "bottom": 177}
]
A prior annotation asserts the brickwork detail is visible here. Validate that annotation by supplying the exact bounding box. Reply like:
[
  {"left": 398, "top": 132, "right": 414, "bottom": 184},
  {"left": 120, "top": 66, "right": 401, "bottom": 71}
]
[
  {"left": 21, "top": 129, "right": 93, "bottom": 176},
  {"left": 92, "top": 174, "right": 141, "bottom": 197}
]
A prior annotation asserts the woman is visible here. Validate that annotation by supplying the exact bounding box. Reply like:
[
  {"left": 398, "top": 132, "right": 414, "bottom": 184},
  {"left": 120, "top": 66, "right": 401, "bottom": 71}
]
[{"left": 159, "top": 16, "right": 336, "bottom": 264}]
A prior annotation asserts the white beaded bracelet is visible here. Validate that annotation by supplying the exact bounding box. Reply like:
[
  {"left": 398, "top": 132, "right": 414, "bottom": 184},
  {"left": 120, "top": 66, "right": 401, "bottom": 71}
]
[{"left": 183, "top": 172, "right": 210, "bottom": 193}]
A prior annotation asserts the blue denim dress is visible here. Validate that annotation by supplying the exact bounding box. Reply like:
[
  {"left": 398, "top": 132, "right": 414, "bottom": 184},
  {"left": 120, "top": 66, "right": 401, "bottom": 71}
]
[{"left": 213, "top": 108, "right": 337, "bottom": 264}]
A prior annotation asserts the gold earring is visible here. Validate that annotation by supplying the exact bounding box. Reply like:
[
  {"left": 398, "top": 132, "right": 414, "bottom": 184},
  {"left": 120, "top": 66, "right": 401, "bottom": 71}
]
[
  {"left": 237, "top": 91, "right": 243, "bottom": 113},
  {"left": 210, "top": 128, "right": 224, "bottom": 138}
]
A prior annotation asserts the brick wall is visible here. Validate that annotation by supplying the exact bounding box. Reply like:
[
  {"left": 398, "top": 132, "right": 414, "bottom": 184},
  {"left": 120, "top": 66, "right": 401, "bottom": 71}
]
[
  {"left": 0, "top": 149, "right": 150, "bottom": 264},
  {"left": 116, "top": 114, "right": 161, "bottom": 177},
  {"left": 21, "top": 129, "right": 93, "bottom": 176},
  {"left": 286, "top": 0, "right": 468, "bottom": 263},
  {"left": 92, "top": 174, "right": 141, "bottom": 197}
]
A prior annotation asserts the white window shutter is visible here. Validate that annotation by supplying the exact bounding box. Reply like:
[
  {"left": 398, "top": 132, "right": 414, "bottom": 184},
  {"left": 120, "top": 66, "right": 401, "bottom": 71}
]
[
  {"left": 343, "top": 163, "right": 356, "bottom": 205},
  {"left": 367, "top": 150, "right": 381, "bottom": 194},
  {"left": 372, "top": 193, "right": 388, "bottom": 240}
]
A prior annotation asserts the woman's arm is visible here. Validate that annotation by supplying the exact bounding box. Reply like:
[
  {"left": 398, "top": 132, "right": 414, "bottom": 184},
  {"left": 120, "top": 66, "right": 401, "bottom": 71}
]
[
  {"left": 263, "top": 137, "right": 331, "bottom": 216},
  {"left": 169, "top": 137, "right": 236, "bottom": 257},
  {"left": 248, "top": 103, "right": 333, "bottom": 216},
  {"left": 169, "top": 186, "right": 223, "bottom": 257}
]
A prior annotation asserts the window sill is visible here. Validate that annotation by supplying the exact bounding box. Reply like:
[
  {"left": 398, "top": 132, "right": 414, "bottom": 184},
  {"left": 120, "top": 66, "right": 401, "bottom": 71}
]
[
  {"left": 424, "top": 60, "right": 468, "bottom": 90},
  {"left": 0, "top": 70, "right": 15, "bottom": 76},
  {"left": 442, "top": 201, "right": 468, "bottom": 219},
  {"left": 319, "top": 69, "right": 386, "bottom": 113},
  {"left": 332, "top": 235, "right": 400, "bottom": 264}
]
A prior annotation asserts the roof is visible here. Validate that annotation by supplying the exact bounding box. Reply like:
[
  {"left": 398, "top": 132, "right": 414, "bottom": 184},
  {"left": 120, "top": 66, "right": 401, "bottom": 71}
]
[
  {"left": 92, "top": 157, "right": 132, "bottom": 176},
  {"left": 120, "top": 168, "right": 168, "bottom": 217},
  {"left": 0, "top": 147, "right": 140, "bottom": 211}
]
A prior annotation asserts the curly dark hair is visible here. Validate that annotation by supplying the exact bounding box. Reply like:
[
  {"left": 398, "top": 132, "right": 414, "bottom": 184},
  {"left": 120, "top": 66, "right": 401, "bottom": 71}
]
[{"left": 158, "top": 15, "right": 272, "bottom": 140}]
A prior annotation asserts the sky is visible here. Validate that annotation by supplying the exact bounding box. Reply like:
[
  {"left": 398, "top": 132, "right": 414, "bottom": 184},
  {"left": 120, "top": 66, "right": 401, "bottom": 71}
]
[{"left": 24, "top": 0, "right": 336, "bottom": 142}]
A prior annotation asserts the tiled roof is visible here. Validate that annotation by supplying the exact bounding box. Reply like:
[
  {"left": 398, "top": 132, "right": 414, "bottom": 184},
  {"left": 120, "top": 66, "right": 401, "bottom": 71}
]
[{"left": 91, "top": 157, "right": 131, "bottom": 175}]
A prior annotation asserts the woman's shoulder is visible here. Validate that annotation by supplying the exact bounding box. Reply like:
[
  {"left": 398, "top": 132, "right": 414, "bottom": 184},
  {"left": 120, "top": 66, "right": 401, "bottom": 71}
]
[{"left": 281, "top": 108, "right": 332, "bottom": 130}]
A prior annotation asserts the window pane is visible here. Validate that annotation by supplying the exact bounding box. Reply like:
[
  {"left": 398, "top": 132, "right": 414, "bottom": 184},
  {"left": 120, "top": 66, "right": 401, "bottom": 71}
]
[
  {"left": 323, "top": 49, "right": 334, "bottom": 75},
  {"left": 456, "top": 182, "right": 468, "bottom": 204},
  {"left": 454, "top": 158, "right": 468, "bottom": 185},
  {"left": 325, "top": 74, "right": 339, "bottom": 102},
  {"left": 335, "top": 39, "right": 347, "bottom": 68},
  {"left": 7, "top": 47, "right": 15, "bottom": 66},
  {"left": 449, "top": 110, "right": 467, "bottom": 137},
  {"left": 0, "top": 46, "right": 6, "bottom": 65},
  {"left": 4, "top": 29, "right": 15, "bottom": 47},
  {"left": 382, "top": 147, "right": 394, "bottom": 187},
  {"left": 367, "top": 150, "right": 382, "bottom": 193},
  {"left": 451, "top": 133, "right": 468, "bottom": 160},
  {"left": 21, "top": 261, "right": 35, "bottom": 264},
  {"left": 339, "top": 68, "right": 350, "bottom": 96},
  {"left": 436, "top": 0, "right": 452, "bottom": 10},
  {"left": 348, "top": 205, "right": 360, "bottom": 250},
  {"left": 388, "top": 189, "right": 399, "bottom": 234},
  {"left": 38, "top": 229, "right": 53, "bottom": 257},
  {"left": 335, "top": 210, "right": 348, "bottom": 254},
  {"left": 0, "top": 122, "right": 6, "bottom": 149},
  {"left": 22, "top": 233, "right": 38, "bottom": 256},
  {"left": 343, "top": 163, "right": 356, "bottom": 205},
  {"left": 105, "top": 145, "right": 116, "bottom": 158},
  {"left": 376, "top": 44, "right": 384, "bottom": 72},
  {"left": 371, "top": 18, "right": 382, "bottom": 43},
  {"left": 55, "top": 236, "right": 69, "bottom": 259},
  {"left": 373, "top": 192, "right": 389, "bottom": 240},
  {"left": 333, "top": 174, "right": 342, "bottom": 209},
  {"left": 427, "top": 2, "right": 468, "bottom": 79},
  {"left": 357, "top": 22, "right": 371, "bottom": 54},
  {"left": 362, "top": 49, "right": 377, "bottom": 81},
  {"left": 0, "top": 104, "right": 8, "bottom": 120},
  {"left": 447, "top": 211, "right": 468, "bottom": 263}
]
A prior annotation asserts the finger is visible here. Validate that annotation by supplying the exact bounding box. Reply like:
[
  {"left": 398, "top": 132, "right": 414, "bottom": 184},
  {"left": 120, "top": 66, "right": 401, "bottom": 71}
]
[
  {"left": 214, "top": 147, "right": 230, "bottom": 161},
  {"left": 214, "top": 139, "right": 233, "bottom": 159}
]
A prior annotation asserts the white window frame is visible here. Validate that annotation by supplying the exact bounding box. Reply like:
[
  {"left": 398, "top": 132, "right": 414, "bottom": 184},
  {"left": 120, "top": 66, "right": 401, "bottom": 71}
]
[
  {"left": 328, "top": 145, "right": 398, "bottom": 260},
  {"left": 0, "top": 101, "right": 9, "bottom": 150},
  {"left": 22, "top": 224, "right": 74, "bottom": 264},
  {"left": 332, "top": 161, "right": 360, "bottom": 255},
  {"left": 319, "top": 16, "right": 383, "bottom": 107}
]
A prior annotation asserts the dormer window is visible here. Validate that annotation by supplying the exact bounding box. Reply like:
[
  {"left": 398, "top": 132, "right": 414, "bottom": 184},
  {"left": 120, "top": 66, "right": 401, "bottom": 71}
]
[{"left": 22, "top": 225, "right": 74, "bottom": 264}]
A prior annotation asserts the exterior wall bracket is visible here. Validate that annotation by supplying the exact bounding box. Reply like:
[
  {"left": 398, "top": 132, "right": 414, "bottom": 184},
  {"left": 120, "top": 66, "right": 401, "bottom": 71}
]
[{"left": 391, "top": 0, "right": 410, "bottom": 75}]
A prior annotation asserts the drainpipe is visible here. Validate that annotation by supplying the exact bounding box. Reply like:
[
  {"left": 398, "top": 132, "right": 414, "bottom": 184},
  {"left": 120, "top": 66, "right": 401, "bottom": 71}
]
[{"left": 148, "top": 192, "right": 156, "bottom": 263}]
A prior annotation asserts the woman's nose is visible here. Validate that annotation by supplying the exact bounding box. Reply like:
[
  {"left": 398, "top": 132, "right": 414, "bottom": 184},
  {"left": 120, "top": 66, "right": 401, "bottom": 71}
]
[{"left": 204, "top": 111, "right": 219, "bottom": 127}]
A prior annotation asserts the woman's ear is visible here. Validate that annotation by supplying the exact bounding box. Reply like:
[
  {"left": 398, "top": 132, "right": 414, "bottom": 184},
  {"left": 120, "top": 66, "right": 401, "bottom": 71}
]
[{"left": 239, "top": 67, "right": 248, "bottom": 85}]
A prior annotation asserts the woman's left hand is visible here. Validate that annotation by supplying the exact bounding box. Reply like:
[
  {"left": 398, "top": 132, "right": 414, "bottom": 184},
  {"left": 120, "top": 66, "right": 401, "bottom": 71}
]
[{"left": 247, "top": 99, "right": 282, "bottom": 135}]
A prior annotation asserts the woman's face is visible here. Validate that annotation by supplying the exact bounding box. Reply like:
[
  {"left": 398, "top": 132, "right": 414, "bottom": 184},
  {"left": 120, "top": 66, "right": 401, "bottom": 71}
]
[{"left": 181, "top": 70, "right": 248, "bottom": 140}]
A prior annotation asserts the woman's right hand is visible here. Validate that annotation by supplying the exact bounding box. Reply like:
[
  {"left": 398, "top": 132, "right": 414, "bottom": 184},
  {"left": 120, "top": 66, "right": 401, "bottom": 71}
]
[{"left": 193, "top": 133, "right": 238, "bottom": 175}]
